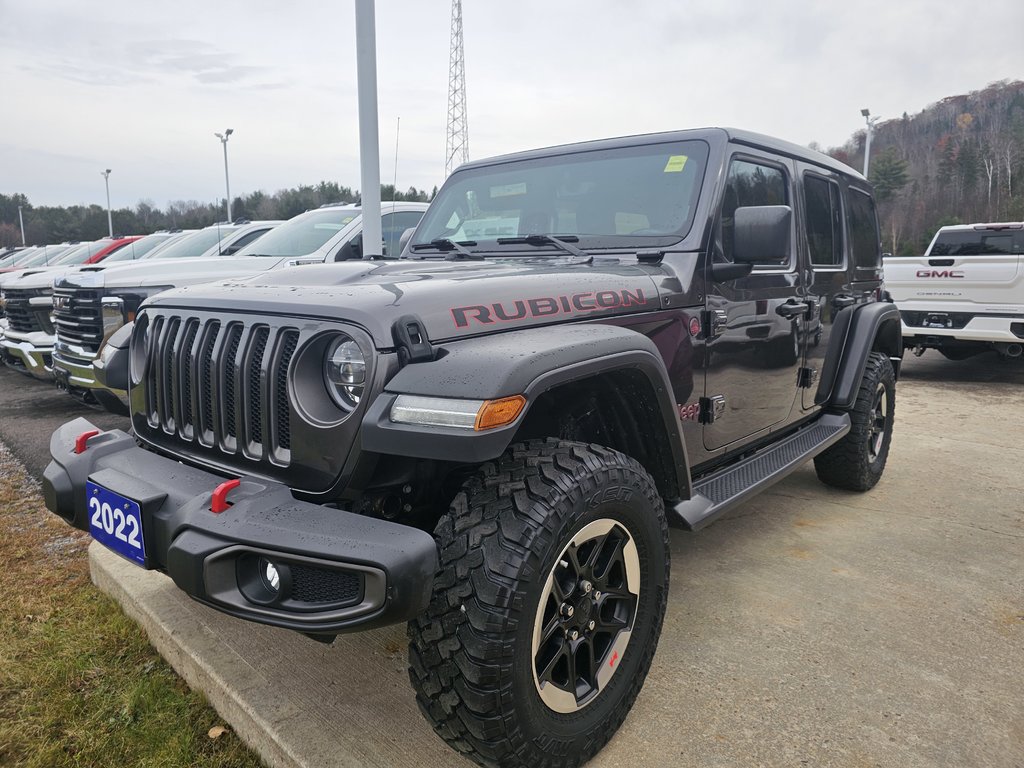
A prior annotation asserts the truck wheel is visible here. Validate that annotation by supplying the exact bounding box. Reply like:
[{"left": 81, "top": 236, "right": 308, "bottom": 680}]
[
  {"left": 814, "top": 352, "right": 895, "bottom": 491},
  {"left": 408, "top": 439, "right": 669, "bottom": 768}
]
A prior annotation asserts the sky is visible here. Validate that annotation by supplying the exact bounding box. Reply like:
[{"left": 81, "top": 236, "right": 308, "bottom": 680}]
[{"left": 2, "top": 0, "right": 1022, "bottom": 211}]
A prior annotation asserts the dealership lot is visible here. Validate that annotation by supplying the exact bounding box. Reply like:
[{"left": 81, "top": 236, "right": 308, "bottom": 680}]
[{"left": 1, "top": 352, "right": 1022, "bottom": 768}]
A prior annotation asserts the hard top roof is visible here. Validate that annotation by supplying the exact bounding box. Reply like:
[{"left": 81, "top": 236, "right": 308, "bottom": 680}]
[{"left": 456, "top": 127, "right": 863, "bottom": 181}]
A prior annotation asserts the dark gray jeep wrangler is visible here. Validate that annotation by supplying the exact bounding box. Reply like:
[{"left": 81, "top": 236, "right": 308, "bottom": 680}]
[{"left": 44, "top": 128, "right": 901, "bottom": 768}]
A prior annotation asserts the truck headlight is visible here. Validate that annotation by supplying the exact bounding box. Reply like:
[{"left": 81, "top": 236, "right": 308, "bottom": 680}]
[{"left": 324, "top": 335, "right": 366, "bottom": 410}]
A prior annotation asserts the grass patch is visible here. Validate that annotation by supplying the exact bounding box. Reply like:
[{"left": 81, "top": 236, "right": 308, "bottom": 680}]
[{"left": 0, "top": 443, "right": 263, "bottom": 768}]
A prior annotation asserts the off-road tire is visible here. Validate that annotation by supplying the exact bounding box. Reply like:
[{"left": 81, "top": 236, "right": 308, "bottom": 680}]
[
  {"left": 408, "top": 439, "right": 670, "bottom": 768},
  {"left": 814, "top": 351, "right": 895, "bottom": 491}
]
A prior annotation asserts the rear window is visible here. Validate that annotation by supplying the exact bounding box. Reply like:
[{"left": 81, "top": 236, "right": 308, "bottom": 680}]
[
  {"left": 846, "top": 188, "right": 881, "bottom": 269},
  {"left": 929, "top": 230, "right": 1024, "bottom": 256}
]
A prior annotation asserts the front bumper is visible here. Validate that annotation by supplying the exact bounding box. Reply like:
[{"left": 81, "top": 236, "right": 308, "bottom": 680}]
[
  {"left": 44, "top": 417, "right": 439, "bottom": 635},
  {"left": 0, "top": 330, "right": 54, "bottom": 380},
  {"left": 52, "top": 345, "right": 128, "bottom": 412}
]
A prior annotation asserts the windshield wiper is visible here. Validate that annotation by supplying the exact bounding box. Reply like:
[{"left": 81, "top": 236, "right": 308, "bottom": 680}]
[
  {"left": 410, "top": 238, "right": 482, "bottom": 260},
  {"left": 496, "top": 234, "right": 592, "bottom": 263}
]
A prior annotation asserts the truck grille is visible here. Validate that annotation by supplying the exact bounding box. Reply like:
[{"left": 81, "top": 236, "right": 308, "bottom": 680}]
[
  {"left": 141, "top": 314, "right": 300, "bottom": 464},
  {"left": 3, "top": 288, "right": 48, "bottom": 334},
  {"left": 53, "top": 286, "right": 105, "bottom": 352}
]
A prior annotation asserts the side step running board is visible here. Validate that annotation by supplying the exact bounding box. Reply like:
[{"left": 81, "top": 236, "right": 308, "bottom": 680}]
[{"left": 673, "top": 413, "right": 851, "bottom": 531}]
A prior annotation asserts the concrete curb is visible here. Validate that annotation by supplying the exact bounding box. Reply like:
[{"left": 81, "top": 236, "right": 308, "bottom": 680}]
[{"left": 89, "top": 543, "right": 462, "bottom": 768}]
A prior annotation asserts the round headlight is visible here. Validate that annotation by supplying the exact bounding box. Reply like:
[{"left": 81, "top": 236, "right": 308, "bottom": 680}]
[
  {"left": 129, "top": 316, "right": 150, "bottom": 384},
  {"left": 324, "top": 336, "right": 366, "bottom": 410}
]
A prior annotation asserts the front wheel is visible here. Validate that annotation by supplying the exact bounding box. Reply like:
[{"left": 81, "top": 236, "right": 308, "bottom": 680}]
[
  {"left": 408, "top": 439, "right": 670, "bottom": 768},
  {"left": 814, "top": 351, "right": 896, "bottom": 491}
]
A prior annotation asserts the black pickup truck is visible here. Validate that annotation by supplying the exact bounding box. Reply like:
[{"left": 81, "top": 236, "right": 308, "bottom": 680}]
[{"left": 44, "top": 127, "right": 901, "bottom": 768}]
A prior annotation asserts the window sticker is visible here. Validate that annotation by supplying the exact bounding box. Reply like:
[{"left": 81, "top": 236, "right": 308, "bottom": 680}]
[{"left": 663, "top": 155, "right": 688, "bottom": 173}]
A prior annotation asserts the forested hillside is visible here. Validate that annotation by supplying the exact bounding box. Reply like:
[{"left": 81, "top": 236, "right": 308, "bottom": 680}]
[{"left": 826, "top": 79, "right": 1024, "bottom": 255}]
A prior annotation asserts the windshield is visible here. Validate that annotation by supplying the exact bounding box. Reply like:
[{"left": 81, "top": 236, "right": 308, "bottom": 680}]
[
  {"left": 103, "top": 233, "right": 179, "bottom": 262},
  {"left": 234, "top": 208, "right": 360, "bottom": 258},
  {"left": 1, "top": 248, "right": 39, "bottom": 267},
  {"left": 143, "top": 226, "right": 239, "bottom": 260},
  {"left": 414, "top": 140, "right": 709, "bottom": 252},
  {"left": 50, "top": 242, "right": 98, "bottom": 265},
  {"left": 930, "top": 230, "right": 1024, "bottom": 256},
  {"left": 17, "top": 244, "right": 75, "bottom": 267}
]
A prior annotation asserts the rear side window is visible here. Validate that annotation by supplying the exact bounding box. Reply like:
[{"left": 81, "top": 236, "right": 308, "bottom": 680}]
[
  {"left": 803, "top": 175, "right": 843, "bottom": 267},
  {"left": 718, "top": 158, "right": 789, "bottom": 262},
  {"left": 846, "top": 188, "right": 881, "bottom": 269},
  {"left": 929, "top": 230, "right": 1024, "bottom": 255}
]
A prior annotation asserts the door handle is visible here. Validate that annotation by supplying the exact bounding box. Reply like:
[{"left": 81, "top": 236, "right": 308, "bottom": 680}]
[
  {"left": 833, "top": 295, "right": 857, "bottom": 309},
  {"left": 776, "top": 300, "right": 810, "bottom": 319}
]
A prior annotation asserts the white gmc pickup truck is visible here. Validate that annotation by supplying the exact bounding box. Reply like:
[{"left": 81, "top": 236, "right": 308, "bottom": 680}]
[{"left": 883, "top": 222, "right": 1024, "bottom": 361}]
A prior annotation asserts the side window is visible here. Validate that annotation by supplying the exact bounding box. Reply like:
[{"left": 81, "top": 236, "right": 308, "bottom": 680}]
[
  {"left": 846, "top": 187, "right": 881, "bottom": 268},
  {"left": 718, "top": 158, "right": 789, "bottom": 262},
  {"left": 382, "top": 210, "right": 426, "bottom": 256},
  {"left": 224, "top": 228, "right": 268, "bottom": 254},
  {"left": 803, "top": 175, "right": 843, "bottom": 267}
]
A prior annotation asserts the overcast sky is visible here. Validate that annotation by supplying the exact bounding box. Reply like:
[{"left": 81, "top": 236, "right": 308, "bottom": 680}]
[{"left": 2, "top": 0, "right": 1022, "bottom": 211}]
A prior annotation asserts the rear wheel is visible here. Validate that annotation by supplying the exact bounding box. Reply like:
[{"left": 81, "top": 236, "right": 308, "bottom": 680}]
[
  {"left": 408, "top": 439, "right": 669, "bottom": 768},
  {"left": 814, "top": 352, "right": 895, "bottom": 491}
]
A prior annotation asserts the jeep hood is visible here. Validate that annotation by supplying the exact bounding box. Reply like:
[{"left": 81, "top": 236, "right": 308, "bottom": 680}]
[
  {"left": 144, "top": 258, "right": 669, "bottom": 346},
  {"left": 57, "top": 255, "right": 297, "bottom": 290}
]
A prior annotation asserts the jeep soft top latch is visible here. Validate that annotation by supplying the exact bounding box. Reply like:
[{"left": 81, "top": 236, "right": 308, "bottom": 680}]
[{"left": 392, "top": 314, "right": 434, "bottom": 365}]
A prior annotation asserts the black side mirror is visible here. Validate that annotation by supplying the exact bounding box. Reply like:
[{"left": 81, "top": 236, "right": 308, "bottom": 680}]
[
  {"left": 733, "top": 205, "right": 792, "bottom": 264},
  {"left": 336, "top": 234, "right": 363, "bottom": 261},
  {"left": 397, "top": 227, "right": 417, "bottom": 257}
]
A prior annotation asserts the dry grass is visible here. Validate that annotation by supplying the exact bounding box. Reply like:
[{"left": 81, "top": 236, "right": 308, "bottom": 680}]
[{"left": 0, "top": 443, "right": 263, "bottom": 768}]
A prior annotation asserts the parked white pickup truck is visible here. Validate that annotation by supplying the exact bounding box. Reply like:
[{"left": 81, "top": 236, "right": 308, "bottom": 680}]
[{"left": 883, "top": 222, "right": 1024, "bottom": 360}]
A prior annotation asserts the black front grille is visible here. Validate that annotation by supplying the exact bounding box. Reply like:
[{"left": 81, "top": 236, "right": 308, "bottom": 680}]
[
  {"left": 290, "top": 564, "right": 363, "bottom": 606},
  {"left": 142, "top": 314, "right": 298, "bottom": 464},
  {"left": 3, "top": 288, "right": 48, "bottom": 334},
  {"left": 53, "top": 286, "right": 105, "bottom": 352}
]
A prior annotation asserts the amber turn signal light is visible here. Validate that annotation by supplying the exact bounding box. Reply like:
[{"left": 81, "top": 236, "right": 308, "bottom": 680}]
[{"left": 475, "top": 395, "right": 527, "bottom": 431}]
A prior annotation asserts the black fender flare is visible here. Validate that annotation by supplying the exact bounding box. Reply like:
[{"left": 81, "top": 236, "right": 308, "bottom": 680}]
[
  {"left": 816, "top": 301, "right": 902, "bottom": 410},
  {"left": 361, "top": 324, "right": 692, "bottom": 500}
]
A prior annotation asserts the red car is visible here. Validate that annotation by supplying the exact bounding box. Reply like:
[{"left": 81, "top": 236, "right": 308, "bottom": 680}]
[{"left": 78, "top": 236, "right": 144, "bottom": 264}]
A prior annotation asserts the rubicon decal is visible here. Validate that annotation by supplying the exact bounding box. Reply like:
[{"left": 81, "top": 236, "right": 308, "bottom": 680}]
[
  {"left": 916, "top": 269, "right": 965, "bottom": 278},
  {"left": 451, "top": 289, "right": 647, "bottom": 328}
]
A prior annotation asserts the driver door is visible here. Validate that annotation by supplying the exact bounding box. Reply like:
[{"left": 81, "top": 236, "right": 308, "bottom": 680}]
[{"left": 703, "top": 153, "right": 804, "bottom": 451}]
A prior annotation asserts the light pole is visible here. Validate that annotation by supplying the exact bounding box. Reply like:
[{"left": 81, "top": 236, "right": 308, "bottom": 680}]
[
  {"left": 101, "top": 169, "right": 113, "bottom": 237},
  {"left": 354, "top": 0, "right": 382, "bottom": 258},
  {"left": 18, "top": 205, "right": 26, "bottom": 246},
  {"left": 214, "top": 129, "right": 234, "bottom": 222},
  {"left": 861, "top": 108, "right": 880, "bottom": 178}
]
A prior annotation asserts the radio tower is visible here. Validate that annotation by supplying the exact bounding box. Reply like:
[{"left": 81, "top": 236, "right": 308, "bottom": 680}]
[{"left": 445, "top": 0, "right": 469, "bottom": 176}]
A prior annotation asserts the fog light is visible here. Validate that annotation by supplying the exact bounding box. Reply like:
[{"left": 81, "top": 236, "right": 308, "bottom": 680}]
[
  {"left": 237, "top": 553, "right": 292, "bottom": 606},
  {"left": 261, "top": 558, "right": 281, "bottom": 593}
]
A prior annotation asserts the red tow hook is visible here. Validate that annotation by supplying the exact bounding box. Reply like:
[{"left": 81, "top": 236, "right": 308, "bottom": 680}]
[
  {"left": 210, "top": 479, "right": 242, "bottom": 514},
  {"left": 74, "top": 430, "right": 101, "bottom": 454}
]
